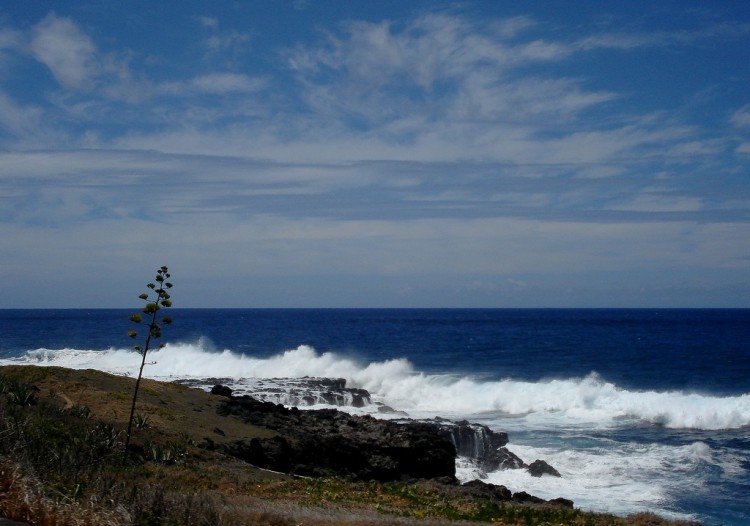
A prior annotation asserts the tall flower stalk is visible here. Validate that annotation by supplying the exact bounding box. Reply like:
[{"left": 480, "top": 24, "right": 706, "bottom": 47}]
[{"left": 123, "top": 266, "right": 173, "bottom": 460}]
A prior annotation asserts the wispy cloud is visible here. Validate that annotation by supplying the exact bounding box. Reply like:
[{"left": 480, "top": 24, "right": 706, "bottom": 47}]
[
  {"left": 158, "top": 73, "right": 268, "bottom": 96},
  {"left": 731, "top": 104, "right": 750, "bottom": 128},
  {"left": 0, "top": 5, "right": 748, "bottom": 306}
]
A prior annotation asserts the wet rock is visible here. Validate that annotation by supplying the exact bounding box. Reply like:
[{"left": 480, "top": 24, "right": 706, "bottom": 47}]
[
  {"left": 527, "top": 459, "right": 561, "bottom": 477},
  {"left": 210, "top": 384, "right": 233, "bottom": 397},
  {"left": 426, "top": 419, "right": 526, "bottom": 472},
  {"left": 377, "top": 405, "right": 409, "bottom": 416},
  {"left": 250, "top": 377, "right": 373, "bottom": 408}
]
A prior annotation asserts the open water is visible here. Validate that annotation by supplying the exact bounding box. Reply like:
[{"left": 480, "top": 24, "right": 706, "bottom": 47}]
[{"left": 1, "top": 308, "right": 748, "bottom": 525}]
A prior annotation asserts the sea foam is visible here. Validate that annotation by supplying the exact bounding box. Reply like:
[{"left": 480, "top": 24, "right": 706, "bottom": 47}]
[{"left": 4, "top": 342, "right": 749, "bottom": 431}]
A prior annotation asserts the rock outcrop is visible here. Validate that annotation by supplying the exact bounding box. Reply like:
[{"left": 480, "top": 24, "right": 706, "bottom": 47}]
[
  {"left": 428, "top": 419, "right": 526, "bottom": 472},
  {"left": 417, "top": 479, "right": 574, "bottom": 509},
  {"left": 206, "top": 384, "right": 562, "bottom": 485},
  {"left": 208, "top": 394, "right": 456, "bottom": 481},
  {"left": 527, "top": 459, "right": 562, "bottom": 478}
]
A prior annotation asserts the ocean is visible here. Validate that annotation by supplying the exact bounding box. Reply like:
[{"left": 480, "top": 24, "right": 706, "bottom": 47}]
[{"left": 0, "top": 308, "right": 748, "bottom": 525}]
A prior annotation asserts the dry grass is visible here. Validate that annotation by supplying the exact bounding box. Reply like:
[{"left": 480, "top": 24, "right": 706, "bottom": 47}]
[{"left": 0, "top": 366, "right": 700, "bottom": 526}]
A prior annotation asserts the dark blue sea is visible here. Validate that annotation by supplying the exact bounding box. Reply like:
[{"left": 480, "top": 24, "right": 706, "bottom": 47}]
[{"left": 1, "top": 308, "right": 749, "bottom": 525}]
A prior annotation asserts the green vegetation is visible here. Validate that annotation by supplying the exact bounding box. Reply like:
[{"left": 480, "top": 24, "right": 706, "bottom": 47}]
[
  {"left": 124, "top": 266, "right": 174, "bottom": 460},
  {"left": 1, "top": 376, "right": 38, "bottom": 406}
]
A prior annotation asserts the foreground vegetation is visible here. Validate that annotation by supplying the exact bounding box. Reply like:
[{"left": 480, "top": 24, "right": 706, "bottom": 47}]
[{"left": 0, "top": 366, "right": 699, "bottom": 526}]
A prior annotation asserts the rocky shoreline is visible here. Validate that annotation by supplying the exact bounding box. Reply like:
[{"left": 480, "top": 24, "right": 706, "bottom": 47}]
[
  {"left": 207, "top": 383, "right": 572, "bottom": 509},
  {"left": 2, "top": 365, "right": 702, "bottom": 525}
]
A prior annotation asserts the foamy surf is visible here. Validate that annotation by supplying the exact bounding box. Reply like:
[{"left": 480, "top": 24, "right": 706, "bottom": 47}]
[
  {"left": 479, "top": 440, "right": 711, "bottom": 521},
  {"left": 7, "top": 342, "right": 749, "bottom": 431}
]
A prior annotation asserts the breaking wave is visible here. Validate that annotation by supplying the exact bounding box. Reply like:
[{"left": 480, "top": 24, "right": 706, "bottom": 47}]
[{"left": 4, "top": 342, "right": 749, "bottom": 431}]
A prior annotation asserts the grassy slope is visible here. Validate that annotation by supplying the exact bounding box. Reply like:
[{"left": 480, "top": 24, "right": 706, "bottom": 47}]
[
  {"left": 0, "top": 365, "right": 278, "bottom": 449},
  {"left": 0, "top": 365, "right": 698, "bottom": 526}
]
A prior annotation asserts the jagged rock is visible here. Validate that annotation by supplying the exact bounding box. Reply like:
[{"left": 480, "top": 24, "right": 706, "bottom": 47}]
[
  {"left": 527, "top": 459, "right": 561, "bottom": 477},
  {"left": 377, "top": 405, "right": 409, "bottom": 416},
  {"left": 427, "top": 420, "right": 525, "bottom": 472},
  {"left": 512, "top": 491, "right": 546, "bottom": 504},
  {"left": 213, "top": 395, "right": 456, "bottom": 481},
  {"left": 254, "top": 377, "right": 373, "bottom": 407},
  {"left": 312, "top": 377, "right": 347, "bottom": 389},
  {"left": 548, "top": 497, "right": 575, "bottom": 509},
  {"left": 416, "top": 478, "right": 573, "bottom": 509},
  {"left": 460, "top": 479, "right": 513, "bottom": 501},
  {"left": 210, "top": 384, "right": 233, "bottom": 397},
  {"left": 493, "top": 446, "right": 527, "bottom": 471}
]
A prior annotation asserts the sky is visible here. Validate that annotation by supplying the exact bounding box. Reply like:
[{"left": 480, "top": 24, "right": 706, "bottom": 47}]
[{"left": 1, "top": 1, "right": 749, "bottom": 308}]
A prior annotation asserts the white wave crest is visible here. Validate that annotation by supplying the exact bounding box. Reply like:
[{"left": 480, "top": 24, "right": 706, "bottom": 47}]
[{"left": 3, "top": 343, "right": 749, "bottom": 431}]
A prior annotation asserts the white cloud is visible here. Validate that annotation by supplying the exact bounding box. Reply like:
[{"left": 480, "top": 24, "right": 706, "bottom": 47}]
[
  {"left": 190, "top": 73, "right": 267, "bottom": 94},
  {"left": 0, "top": 27, "right": 22, "bottom": 48},
  {"left": 731, "top": 104, "right": 750, "bottom": 128},
  {"left": 30, "top": 14, "right": 98, "bottom": 89},
  {"left": 157, "top": 72, "right": 268, "bottom": 96},
  {"left": 608, "top": 194, "right": 703, "bottom": 213},
  {"left": 0, "top": 26, "right": 24, "bottom": 71},
  {"left": 574, "top": 21, "right": 750, "bottom": 52},
  {"left": 26, "top": 13, "right": 139, "bottom": 102},
  {"left": 494, "top": 16, "right": 537, "bottom": 39},
  {"left": 197, "top": 16, "right": 250, "bottom": 58},
  {"left": 197, "top": 16, "right": 219, "bottom": 30},
  {"left": 0, "top": 91, "right": 46, "bottom": 139}
]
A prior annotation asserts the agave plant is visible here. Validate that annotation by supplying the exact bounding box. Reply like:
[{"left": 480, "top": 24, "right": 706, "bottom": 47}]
[
  {"left": 123, "top": 266, "right": 173, "bottom": 460},
  {"left": 5, "top": 380, "right": 37, "bottom": 406}
]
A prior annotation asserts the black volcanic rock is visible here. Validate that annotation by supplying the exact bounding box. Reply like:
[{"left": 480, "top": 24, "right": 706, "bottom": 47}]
[
  {"left": 213, "top": 395, "right": 456, "bottom": 481},
  {"left": 460, "top": 479, "right": 513, "bottom": 501},
  {"left": 527, "top": 459, "right": 561, "bottom": 477},
  {"left": 416, "top": 478, "right": 573, "bottom": 509},
  {"left": 512, "top": 491, "right": 546, "bottom": 504},
  {"left": 210, "top": 384, "right": 233, "bottom": 397},
  {"left": 428, "top": 419, "right": 526, "bottom": 472}
]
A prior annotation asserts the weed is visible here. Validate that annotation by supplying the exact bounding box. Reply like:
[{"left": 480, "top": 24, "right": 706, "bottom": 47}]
[
  {"left": 5, "top": 379, "right": 38, "bottom": 406},
  {"left": 148, "top": 441, "right": 186, "bottom": 465},
  {"left": 134, "top": 412, "right": 150, "bottom": 428},
  {"left": 67, "top": 404, "right": 92, "bottom": 419}
]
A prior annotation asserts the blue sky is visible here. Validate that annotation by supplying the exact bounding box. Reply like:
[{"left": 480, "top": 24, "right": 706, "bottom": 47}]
[{"left": 1, "top": 1, "right": 749, "bottom": 308}]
